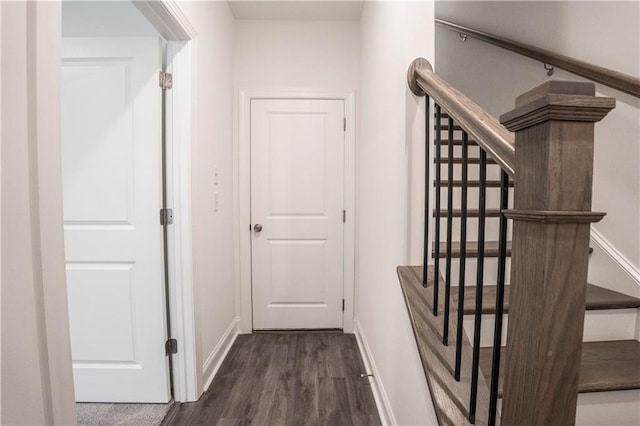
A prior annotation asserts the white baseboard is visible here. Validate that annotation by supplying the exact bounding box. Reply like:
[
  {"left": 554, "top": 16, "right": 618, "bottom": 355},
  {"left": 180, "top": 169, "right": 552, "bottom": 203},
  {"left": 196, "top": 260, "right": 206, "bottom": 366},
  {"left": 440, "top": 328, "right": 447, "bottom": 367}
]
[
  {"left": 591, "top": 228, "right": 640, "bottom": 287},
  {"left": 202, "top": 317, "right": 240, "bottom": 392},
  {"left": 354, "top": 319, "right": 396, "bottom": 426}
]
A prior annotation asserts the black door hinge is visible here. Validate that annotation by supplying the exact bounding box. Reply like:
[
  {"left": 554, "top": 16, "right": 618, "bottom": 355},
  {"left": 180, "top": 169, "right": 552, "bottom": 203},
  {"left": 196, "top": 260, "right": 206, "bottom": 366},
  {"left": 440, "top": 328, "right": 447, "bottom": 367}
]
[{"left": 342, "top": 299, "right": 345, "bottom": 311}]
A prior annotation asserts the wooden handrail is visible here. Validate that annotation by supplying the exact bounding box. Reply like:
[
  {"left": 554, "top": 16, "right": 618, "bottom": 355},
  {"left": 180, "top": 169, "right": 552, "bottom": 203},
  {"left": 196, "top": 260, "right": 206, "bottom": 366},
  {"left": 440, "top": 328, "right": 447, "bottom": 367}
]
[
  {"left": 407, "top": 58, "right": 516, "bottom": 177},
  {"left": 436, "top": 19, "right": 640, "bottom": 98},
  {"left": 407, "top": 58, "right": 617, "bottom": 422}
]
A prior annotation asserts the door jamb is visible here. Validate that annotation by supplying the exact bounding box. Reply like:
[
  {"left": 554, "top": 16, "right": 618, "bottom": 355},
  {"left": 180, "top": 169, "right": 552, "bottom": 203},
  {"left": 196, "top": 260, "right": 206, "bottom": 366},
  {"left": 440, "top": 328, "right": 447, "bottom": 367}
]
[
  {"left": 134, "top": 0, "right": 199, "bottom": 402},
  {"left": 162, "top": 40, "right": 199, "bottom": 402},
  {"left": 236, "top": 89, "right": 357, "bottom": 334}
]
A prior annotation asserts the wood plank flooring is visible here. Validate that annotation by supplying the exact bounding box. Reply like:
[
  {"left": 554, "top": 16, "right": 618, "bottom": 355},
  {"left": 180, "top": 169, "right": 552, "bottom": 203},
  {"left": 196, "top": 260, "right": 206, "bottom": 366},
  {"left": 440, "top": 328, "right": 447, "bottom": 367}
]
[{"left": 161, "top": 333, "right": 381, "bottom": 426}]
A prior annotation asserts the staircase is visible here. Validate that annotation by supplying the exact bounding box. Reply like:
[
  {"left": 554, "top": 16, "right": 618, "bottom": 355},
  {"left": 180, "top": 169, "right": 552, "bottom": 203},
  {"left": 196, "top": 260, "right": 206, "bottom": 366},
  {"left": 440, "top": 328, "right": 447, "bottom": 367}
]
[
  {"left": 401, "top": 55, "right": 640, "bottom": 425},
  {"left": 398, "top": 266, "right": 640, "bottom": 425}
]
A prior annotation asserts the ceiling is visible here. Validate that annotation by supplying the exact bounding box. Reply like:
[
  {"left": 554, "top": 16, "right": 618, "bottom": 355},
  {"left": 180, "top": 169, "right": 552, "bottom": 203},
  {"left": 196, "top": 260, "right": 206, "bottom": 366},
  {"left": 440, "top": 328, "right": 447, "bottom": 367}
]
[{"left": 228, "top": 1, "right": 364, "bottom": 21}]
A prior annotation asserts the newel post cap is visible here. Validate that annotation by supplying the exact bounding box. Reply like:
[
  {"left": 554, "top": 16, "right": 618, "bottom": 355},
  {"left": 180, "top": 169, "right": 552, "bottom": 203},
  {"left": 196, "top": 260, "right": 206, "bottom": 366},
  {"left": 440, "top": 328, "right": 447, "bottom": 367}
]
[{"left": 499, "top": 81, "right": 616, "bottom": 132}]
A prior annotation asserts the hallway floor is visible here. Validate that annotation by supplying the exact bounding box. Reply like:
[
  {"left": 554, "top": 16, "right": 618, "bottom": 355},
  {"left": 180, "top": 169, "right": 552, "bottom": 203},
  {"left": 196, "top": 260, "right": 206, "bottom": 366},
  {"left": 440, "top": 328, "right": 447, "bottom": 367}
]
[{"left": 161, "top": 332, "right": 381, "bottom": 426}]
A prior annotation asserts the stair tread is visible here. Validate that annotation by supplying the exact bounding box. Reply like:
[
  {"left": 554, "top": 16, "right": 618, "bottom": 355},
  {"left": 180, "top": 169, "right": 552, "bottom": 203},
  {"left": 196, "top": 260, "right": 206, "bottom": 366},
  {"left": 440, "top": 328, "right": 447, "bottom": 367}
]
[
  {"left": 480, "top": 340, "right": 640, "bottom": 396},
  {"left": 454, "top": 283, "right": 640, "bottom": 315},
  {"left": 432, "top": 241, "right": 512, "bottom": 258},
  {"left": 435, "top": 157, "right": 498, "bottom": 165},
  {"left": 434, "top": 180, "right": 515, "bottom": 187},
  {"left": 433, "top": 209, "right": 502, "bottom": 218},
  {"left": 432, "top": 241, "right": 593, "bottom": 258},
  {"left": 438, "top": 124, "right": 464, "bottom": 131}
]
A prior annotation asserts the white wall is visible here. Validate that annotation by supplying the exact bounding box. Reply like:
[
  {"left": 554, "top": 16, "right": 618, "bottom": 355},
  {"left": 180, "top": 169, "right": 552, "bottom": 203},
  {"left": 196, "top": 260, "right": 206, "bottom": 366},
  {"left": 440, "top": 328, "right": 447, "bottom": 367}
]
[
  {"left": 62, "top": 1, "right": 158, "bottom": 37},
  {"left": 1, "top": 4, "right": 47, "bottom": 423},
  {"left": 434, "top": 1, "right": 640, "bottom": 297},
  {"left": 358, "top": 2, "right": 439, "bottom": 424},
  {"left": 0, "top": 4, "right": 3, "bottom": 419},
  {"left": 233, "top": 19, "right": 359, "bottom": 89},
  {"left": 177, "top": 1, "right": 238, "bottom": 391},
  {"left": 1, "top": 2, "right": 77, "bottom": 424}
]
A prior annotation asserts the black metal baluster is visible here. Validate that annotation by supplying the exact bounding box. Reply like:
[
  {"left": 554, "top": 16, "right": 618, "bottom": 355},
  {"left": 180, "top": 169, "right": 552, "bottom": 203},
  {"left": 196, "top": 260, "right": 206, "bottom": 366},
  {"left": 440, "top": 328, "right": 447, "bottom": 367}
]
[
  {"left": 433, "top": 105, "right": 442, "bottom": 316},
  {"left": 454, "top": 131, "right": 469, "bottom": 379},
  {"left": 443, "top": 116, "right": 455, "bottom": 345},
  {"left": 423, "top": 96, "right": 431, "bottom": 288},
  {"left": 469, "top": 148, "right": 487, "bottom": 424},
  {"left": 488, "top": 170, "right": 510, "bottom": 426}
]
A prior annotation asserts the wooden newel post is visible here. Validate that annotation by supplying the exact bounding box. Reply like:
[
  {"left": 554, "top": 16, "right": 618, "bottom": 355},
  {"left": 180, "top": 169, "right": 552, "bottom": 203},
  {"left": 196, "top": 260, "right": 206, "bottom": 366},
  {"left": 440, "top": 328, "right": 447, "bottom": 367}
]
[{"left": 498, "top": 81, "right": 615, "bottom": 425}]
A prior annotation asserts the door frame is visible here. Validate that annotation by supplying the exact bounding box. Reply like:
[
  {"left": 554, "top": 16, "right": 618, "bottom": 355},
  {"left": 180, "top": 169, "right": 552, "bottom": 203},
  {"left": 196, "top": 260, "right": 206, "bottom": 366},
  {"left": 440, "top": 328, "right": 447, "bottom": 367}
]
[
  {"left": 159, "top": 40, "right": 199, "bottom": 402},
  {"left": 31, "top": 2, "right": 200, "bottom": 421},
  {"left": 109, "top": 0, "right": 201, "bottom": 403},
  {"left": 236, "top": 89, "right": 357, "bottom": 334}
]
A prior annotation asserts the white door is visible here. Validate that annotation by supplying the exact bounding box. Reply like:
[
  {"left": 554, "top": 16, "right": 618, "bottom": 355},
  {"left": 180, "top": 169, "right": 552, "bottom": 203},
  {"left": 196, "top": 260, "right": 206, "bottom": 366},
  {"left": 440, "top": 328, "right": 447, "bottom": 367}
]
[
  {"left": 61, "top": 37, "right": 170, "bottom": 403},
  {"left": 251, "top": 99, "right": 345, "bottom": 329}
]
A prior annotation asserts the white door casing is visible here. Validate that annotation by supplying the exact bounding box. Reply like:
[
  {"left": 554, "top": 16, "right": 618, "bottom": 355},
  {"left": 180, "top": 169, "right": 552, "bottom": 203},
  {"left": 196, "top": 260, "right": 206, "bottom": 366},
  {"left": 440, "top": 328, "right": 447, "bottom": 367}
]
[
  {"left": 250, "top": 99, "right": 345, "bottom": 330},
  {"left": 61, "top": 37, "right": 170, "bottom": 402}
]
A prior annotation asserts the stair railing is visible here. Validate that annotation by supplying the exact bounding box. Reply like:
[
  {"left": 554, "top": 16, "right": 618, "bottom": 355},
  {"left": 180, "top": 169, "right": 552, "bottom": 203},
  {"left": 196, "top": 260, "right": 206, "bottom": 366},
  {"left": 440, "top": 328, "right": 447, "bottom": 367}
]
[
  {"left": 436, "top": 19, "right": 640, "bottom": 98},
  {"left": 408, "top": 58, "right": 615, "bottom": 425}
]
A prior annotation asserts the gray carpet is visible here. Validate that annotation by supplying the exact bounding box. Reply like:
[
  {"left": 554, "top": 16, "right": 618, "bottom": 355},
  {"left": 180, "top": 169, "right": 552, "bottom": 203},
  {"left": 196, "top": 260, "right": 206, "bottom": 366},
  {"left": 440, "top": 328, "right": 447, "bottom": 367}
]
[{"left": 76, "top": 402, "right": 172, "bottom": 426}]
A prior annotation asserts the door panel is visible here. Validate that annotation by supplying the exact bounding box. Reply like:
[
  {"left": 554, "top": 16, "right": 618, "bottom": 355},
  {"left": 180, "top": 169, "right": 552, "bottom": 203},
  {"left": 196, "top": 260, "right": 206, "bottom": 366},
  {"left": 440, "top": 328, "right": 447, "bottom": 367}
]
[
  {"left": 269, "top": 240, "right": 326, "bottom": 302},
  {"left": 251, "top": 99, "right": 345, "bottom": 329},
  {"left": 66, "top": 263, "right": 137, "bottom": 362},
  {"left": 61, "top": 37, "right": 170, "bottom": 403},
  {"left": 61, "top": 60, "right": 133, "bottom": 225}
]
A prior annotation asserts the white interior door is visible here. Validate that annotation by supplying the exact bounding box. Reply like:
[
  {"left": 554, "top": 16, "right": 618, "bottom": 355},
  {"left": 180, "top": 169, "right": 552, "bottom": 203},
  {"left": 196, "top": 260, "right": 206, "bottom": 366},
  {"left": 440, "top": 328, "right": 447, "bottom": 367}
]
[
  {"left": 61, "top": 37, "right": 170, "bottom": 403},
  {"left": 251, "top": 99, "right": 345, "bottom": 329}
]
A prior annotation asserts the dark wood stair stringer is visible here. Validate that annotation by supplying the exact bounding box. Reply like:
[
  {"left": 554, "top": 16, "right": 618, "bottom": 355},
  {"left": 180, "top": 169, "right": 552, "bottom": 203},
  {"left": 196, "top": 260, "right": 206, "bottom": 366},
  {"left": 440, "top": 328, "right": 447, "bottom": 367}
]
[{"left": 398, "top": 265, "right": 495, "bottom": 425}]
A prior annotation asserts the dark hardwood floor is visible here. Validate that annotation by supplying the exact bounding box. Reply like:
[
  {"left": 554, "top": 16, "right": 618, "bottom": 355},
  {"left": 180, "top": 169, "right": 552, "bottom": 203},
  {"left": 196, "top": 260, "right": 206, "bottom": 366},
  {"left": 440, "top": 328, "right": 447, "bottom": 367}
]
[{"left": 162, "top": 333, "right": 381, "bottom": 426}]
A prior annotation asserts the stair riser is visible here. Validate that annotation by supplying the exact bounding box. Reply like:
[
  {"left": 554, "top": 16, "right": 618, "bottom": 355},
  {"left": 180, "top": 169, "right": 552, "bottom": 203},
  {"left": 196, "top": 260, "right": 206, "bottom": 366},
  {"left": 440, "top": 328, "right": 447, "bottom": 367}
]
[
  {"left": 463, "top": 308, "right": 639, "bottom": 348},
  {"left": 582, "top": 309, "right": 639, "bottom": 342},
  {"left": 494, "top": 390, "right": 640, "bottom": 426},
  {"left": 575, "top": 389, "right": 640, "bottom": 426}
]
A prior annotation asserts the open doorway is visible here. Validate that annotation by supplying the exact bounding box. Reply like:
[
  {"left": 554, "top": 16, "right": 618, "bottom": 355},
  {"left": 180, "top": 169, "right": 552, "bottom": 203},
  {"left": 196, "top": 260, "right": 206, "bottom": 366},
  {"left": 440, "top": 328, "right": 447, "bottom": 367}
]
[
  {"left": 61, "top": 0, "right": 171, "bottom": 418},
  {"left": 60, "top": 1, "right": 195, "bottom": 423}
]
